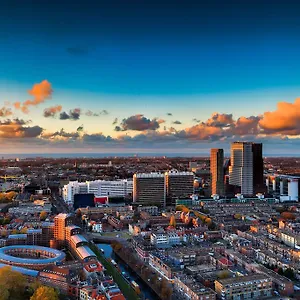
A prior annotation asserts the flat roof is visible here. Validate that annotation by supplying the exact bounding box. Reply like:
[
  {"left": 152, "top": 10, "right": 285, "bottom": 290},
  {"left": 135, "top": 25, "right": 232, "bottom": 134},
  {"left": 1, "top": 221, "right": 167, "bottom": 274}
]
[
  {"left": 0, "top": 245, "right": 65, "bottom": 265},
  {"left": 0, "top": 263, "right": 39, "bottom": 277},
  {"left": 8, "top": 234, "right": 27, "bottom": 239}
]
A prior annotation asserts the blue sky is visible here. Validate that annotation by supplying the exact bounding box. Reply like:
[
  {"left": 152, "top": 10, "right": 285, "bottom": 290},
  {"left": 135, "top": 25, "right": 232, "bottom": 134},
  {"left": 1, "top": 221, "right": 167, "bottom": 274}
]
[{"left": 1, "top": 0, "right": 300, "bottom": 154}]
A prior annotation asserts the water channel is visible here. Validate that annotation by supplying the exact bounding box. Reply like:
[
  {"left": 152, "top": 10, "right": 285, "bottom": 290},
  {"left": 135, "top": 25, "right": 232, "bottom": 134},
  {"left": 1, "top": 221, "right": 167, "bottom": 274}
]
[{"left": 97, "top": 243, "right": 157, "bottom": 300}]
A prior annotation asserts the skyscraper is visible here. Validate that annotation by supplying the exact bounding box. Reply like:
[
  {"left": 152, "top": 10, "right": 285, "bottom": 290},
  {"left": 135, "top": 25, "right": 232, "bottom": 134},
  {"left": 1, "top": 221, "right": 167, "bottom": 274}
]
[
  {"left": 252, "top": 143, "right": 264, "bottom": 192},
  {"left": 210, "top": 148, "right": 224, "bottom": 195},
  {"left": 229, "top": 142, "right": 254, "bottom": 195},
  {"left": 133, "top": 173, "right": 166, "bottom": 207},
  {"left": 229, "top": 142, "right": 263, "bottom": 195}
]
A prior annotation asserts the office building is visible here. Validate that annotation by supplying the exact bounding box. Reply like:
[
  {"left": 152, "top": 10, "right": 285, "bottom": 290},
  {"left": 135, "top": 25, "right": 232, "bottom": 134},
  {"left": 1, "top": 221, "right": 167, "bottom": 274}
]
[
  {"left": 229, "top": 142, "right": 264, "bottom": 195},
  {"left": 62, "top": 179, "right": 133, "bottom": 206},
  {"left": 133, "top": 173, "right": 166, "bottom": 207},
  {"left": 252, "top": 143, "right": 264, "bottom": 191},
  {"left": 266, "top": 174, "right": 300, "bottom": 201},
  {"left": 165, "top": 171, "right": 194, "bottom": 204},
  {"left": 210, "top": 149, "right": 224, "bottom": 196}
]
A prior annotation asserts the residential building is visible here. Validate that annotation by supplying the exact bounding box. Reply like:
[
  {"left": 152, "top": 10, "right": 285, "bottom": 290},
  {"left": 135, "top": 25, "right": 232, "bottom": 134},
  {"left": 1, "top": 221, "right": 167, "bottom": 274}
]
[
  {"left": 210, "top": 148, "right": 224, "bottom": 196},
  {"left": 133, "top": 173, "right": 166, "bottom": 207},
  {"left": 174, "top": 274, "right": 216, "bottom": 300},
  {"left": 215, "top": 274, "right": 272, "bottom": 300},
  {"left": 54, "top": 213, "right": 73, "bottom": 248}
]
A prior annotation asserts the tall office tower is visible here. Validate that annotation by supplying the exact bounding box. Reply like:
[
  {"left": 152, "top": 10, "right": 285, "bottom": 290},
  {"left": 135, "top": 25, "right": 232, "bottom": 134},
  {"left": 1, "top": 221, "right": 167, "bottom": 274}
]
[
  {"left": 252, "top": 143, "right": 264, "bottom": 192},
  {"left": 54, "top": 213, "right": 73, "bottom": 248},
  {"left": 229, "top": 142, "right": 254, "bottom": 195},
  {"left": 165, "top": 171, "right": 194, "bottom": 205},
  {"left": 210, "top": 149, "right": 224, "bottom": 195},
  {"left": 133, "top": 173, "right": 166, "bottom": 207}
]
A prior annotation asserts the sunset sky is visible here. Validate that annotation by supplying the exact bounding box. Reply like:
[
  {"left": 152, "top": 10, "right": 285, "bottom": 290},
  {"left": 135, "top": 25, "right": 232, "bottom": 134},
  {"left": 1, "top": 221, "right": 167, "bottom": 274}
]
[{"left": 1, "top": 1, "right": 300, "bottom": 155}]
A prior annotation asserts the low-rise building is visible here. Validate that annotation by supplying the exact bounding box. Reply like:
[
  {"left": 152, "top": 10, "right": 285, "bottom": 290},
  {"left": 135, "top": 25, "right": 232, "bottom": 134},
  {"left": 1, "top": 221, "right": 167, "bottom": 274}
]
[
  {"left": 215, "top": 274, "right": 272, "bottom": 300},
  {"left": 174, "top": 274, "right": 216, "bottom": 300}
]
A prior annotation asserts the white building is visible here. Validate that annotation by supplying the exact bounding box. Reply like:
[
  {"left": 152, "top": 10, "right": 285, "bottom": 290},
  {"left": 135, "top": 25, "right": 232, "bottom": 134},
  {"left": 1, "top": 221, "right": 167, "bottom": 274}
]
[
  {"left": 151, "top": 233, "right": 169, "bottom": 246},
  {"left": 62, "top": 179, "right": 133, "bottom": 205},
  {"left": 150, "top": 232, "right": 181, "bottom": 246}
]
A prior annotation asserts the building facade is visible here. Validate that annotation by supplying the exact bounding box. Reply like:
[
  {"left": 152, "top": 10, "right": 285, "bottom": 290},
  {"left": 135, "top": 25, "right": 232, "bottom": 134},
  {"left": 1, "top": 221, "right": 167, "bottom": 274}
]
[
  {"left": 133, "top": 173, "right": 166, "bottom": 207},
  {"left": 229, "top": 142, "right": 254, "bottom": 195},
  {"left": 165, "top": 171, "right": 194, "bottom": 203},
  {"left": 215, "top": 274, "right": 272, "bottom": 300},
  {"left": 210, "top": 148, "right": 224, "bottom": 196},
  {"left": 62, "top": 180, "right": 133, "bottom": 205}
]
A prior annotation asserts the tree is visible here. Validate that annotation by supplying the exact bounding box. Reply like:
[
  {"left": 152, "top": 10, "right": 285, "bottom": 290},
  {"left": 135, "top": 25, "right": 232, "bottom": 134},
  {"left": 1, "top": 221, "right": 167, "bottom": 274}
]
[
  {"left": 278, "top": 267, "right": 284, "bottom": 275},
  {"left": 169, "top": 215, "right": 176, "bottom": 228},
  {"left": 39, "top": 211, "right": 48, "bottom": 221},
  {"left": 30, "top": 286, "right": 59, "bottom": 300},
  {"left": 0, "top": 266, "right": 26, "bottom": 300},
  {"left": 281, "top": 212, "right": 296, "bottom": 220},
  {"left": 283, "top": 268, "right": 295, "bottom": 280},
  {"left": 218, "top": 270, "right": 231, "bottom": 279}
]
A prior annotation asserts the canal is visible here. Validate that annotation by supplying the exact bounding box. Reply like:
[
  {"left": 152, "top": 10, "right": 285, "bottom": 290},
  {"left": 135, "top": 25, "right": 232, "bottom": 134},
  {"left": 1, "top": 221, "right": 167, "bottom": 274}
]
[{"left": 97, "top": 243, "right": 157, "bottom": 300}]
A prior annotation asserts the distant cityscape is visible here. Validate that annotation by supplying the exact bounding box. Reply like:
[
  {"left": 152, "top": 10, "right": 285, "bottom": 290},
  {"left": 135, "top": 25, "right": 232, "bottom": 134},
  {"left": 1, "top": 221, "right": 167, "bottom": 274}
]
[{"left": 0, "top": 141, "right": 299, "bottom": 299}]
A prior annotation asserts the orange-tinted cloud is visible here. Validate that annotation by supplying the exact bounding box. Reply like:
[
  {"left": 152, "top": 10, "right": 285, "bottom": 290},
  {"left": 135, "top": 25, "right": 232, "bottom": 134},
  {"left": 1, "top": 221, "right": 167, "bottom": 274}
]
[
  {"left": 43, "top": 105, "right": 62, "bottom": 118},
  {"left": 14, "top": 80, "right": 53, "bottom": 114},
  {"left": 0, "top": 107, "right": 13, "bottom": 117},
  {"left": 0, "top": 119, "right": 42, "bottom": 138},
  {"left": 206, "top": 113, "right": 234, "bottom": 127},
  {"left": 259, "top": 98, "right": 300, "bottom": 135}
]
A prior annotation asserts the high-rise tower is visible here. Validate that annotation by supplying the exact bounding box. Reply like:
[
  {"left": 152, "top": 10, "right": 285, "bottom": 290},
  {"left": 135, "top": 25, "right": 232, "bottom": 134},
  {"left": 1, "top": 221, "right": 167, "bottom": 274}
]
[
  {"left": 210, "top": 148, "right": 224, "bottom": 195},
  {"left": 229, "top": 142, "right": 263, "bottom": 195}
]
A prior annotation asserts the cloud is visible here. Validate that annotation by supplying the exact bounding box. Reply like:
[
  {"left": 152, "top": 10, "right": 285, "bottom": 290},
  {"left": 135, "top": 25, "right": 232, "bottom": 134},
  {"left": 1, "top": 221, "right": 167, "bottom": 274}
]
[
  {"left": 59, "top": 108, "right": 81, "bottom": 120},
  {"left": 172, "top": 120, "right": 182, "bottom": 125},
  {"left": 77, "top": 125, "right": 84, "bottom": 132},
  {"left": 41, "top": 128, "right": 80, "bottom": 140},
  {"left": 192, "top": 118, "right": 201, "bottom": 123},
  {"left": 167, "top": 113, "right": 173, "bottom": 116},
  {"left": 115, "top": 114, "right": 165, "bottom": 131},
  {"left": 85, "top": 109, "right": 109, "bottom": 117},
  {"left": 0, "top": 107, "right": 12, "bottom": 117},
  {"left": 0, "top": 119, "right": 42, "bottom": 138},
  {"left": 66, "top": 47, "right": 88, "bottom": 55},
  {"left": 14, "top": 80, "right": 53, "bottom": 114},
  {"left": 112, "top": 118, "right": 118, "bottom": 125},
  {"left": 259, "top": 98, "right": 300, "bottom": 135},
  {"left": 43, "top": 105, "right": 62, "bottom": 118},
  {"left": 206, "top": 113, "right": 234, "bottom": 127}
]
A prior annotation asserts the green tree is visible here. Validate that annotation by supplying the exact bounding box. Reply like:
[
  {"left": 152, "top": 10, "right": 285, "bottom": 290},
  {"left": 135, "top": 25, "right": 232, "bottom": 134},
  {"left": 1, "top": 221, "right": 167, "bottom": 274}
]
[
  {"left": 283, "top": 268, "right": 295, "bottom": 280},
  {"left": 30, "top": 286, "right": 59, "bottom": 300}
]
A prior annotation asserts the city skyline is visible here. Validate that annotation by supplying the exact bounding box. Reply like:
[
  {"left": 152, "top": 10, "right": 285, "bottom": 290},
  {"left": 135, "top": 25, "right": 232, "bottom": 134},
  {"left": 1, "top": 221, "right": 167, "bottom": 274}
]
[{"left": 1, "top": 1, "right": 300, "bottom": 155}]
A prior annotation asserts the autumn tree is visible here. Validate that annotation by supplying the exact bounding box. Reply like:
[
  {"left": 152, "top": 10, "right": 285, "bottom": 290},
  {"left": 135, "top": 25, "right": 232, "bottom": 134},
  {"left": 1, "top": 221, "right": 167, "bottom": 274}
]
[
  {"left": 0, "top": 266, "right": 26, "bottom": 300},
  {"left": 218, "top": 270, "right": 231, "bottom": 279},
  {"left": 39, "top": 211, "right": 48, "bottom": 221},
  {"left": 30, "top": 286, "right": 59, "bottom": 300},
  {"left": 169, "top": 215, "right": 176, "bottom": 228},
  {"left": 281, "top": 212, "right": 296, "bottom": 220}
]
